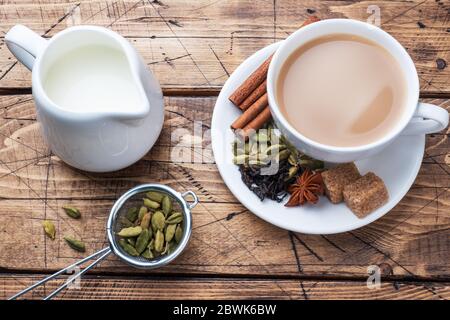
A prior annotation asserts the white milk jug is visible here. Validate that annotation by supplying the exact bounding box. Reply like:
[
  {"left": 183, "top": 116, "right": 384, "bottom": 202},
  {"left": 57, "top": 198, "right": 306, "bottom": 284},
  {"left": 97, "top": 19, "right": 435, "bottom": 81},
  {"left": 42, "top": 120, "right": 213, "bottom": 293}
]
[{"left": 5, "top": 25, "right": 164, "bottom": 172}]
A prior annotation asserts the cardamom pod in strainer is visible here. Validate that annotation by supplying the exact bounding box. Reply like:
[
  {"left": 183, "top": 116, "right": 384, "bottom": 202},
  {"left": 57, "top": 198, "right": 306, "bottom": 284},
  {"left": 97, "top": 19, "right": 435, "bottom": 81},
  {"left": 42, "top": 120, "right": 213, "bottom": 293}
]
[{"left": 116, "top": 191, "right": 184, "bottom": 261}]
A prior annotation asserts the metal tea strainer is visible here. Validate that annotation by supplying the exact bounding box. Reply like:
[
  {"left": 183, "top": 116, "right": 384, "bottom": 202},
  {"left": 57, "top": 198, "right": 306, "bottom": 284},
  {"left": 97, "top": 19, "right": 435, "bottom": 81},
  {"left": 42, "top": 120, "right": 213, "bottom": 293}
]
[{"left": 9, "top": 184, "right": 198, "bottom": 300}]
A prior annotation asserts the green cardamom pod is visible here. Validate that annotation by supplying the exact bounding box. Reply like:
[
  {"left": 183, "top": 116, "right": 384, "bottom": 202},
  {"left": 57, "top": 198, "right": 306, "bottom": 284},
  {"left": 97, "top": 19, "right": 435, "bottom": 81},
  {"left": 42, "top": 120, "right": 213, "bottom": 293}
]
[
  {"left": 288, "top": 154, "right": 298, "bottom": 166},
  {"left": 148, "top": 226, "right": 153, "bottom": 240},
  {"left": 140, "top": 212, "right": 151, "bottom": 230},
  {"left": 143, "top": 198, "right": 160, "bottom": 209},
  {"left": 175, "top": 224, "right": 183, "bottom": 243},
  {"left": 287, "top": 166, "right": 298, "bottom": 180},
  {"left": 135, "top": 229, "right": 151, "bottom": 254},
  {"left": 154, "top": 230, "right": 164, "bottom": 253},
  {"left": 138, "top": 206, "right": 148, "bottom": 221},
  {"left": 248, "top": 159, "right": 268, "bottom": 166},
  {"left": 117, "top": 226, "right": 142, "bottom": 237},
  {"left": 146, "top": 191, "right": 164, "bottom": 203},
  {"left": 232, "top": 154, "right": 249, "bottom": 165},
  {"left": 162, "top": 196, "right": 172, "bottom": 216},
  {"left": 265, "top": 144, "right": 286, "bottom": 156},
  {"left": 126, "top": 207, "right": 139, "bottom": 222},
  {"left": 151, "top": 211, "right": 165, "bottom": 231},
  {"left": 250, "top": 152, "right": 269, "bottom": 162},
  {"left": 147, "top": 238, "right": 155, "bottom": 250},
  {"left": 62, "top": 206, "right": 81, "bottom": 219},
  {"left": 162, "top": 241, "right": 169, "bottom": 255},
  {"left": 166, "top": 212, "right": 183, "bottom": 224},
  {"left": 127, "top": 238, "right": 136, "bottom": 246},
  {"left": 42, "top": 220, "right": 56, "bottom": 240},
  {"left": 119, "top": 239, "right": 139, "bottom": 256},
  {"left": 299, "top": 158, "right": 325, "bottom": 170},
  {"left": 64, "top": 236, "right": 86, "bottom": 252},
  {"left": 165, "top": 224, "right": 176, "bottom": 242},
  {"left": 281, "top": 136, "right": 299, "bottom": 158},
  {"left": 274, "top": 149, "right": 290, "bottom": 162},
  {"left": 167, "top": 241, "right": 177, "bottom": 255},
  {"left": 141, "top": 247, "right": 154, "bottom": 259},
  {"left": 119, "top": 216, "right": 134, "bottom": 228}
]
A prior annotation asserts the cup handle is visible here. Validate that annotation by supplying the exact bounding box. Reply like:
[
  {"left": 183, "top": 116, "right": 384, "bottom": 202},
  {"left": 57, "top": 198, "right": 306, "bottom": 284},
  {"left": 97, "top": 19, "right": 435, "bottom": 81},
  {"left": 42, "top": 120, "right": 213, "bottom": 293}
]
[
  {"left": 5, "top": 25, "right": 48, "bottom": 71},
  {"left": 401, "top": 102, "right": 449, "bottom": 136}
]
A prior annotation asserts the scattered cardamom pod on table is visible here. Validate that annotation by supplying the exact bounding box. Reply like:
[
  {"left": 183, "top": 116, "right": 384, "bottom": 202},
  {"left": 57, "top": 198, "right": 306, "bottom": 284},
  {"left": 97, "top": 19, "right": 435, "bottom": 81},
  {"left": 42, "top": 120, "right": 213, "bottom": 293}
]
[
  {"left": 62, "top": 206, "right": 81, "bottom": 219},
  {"left": 42, "top": 220, "right": 56, "bottom": 240},
  {"left": 64, "top": 236, "right": 86, "bottom": 252}
]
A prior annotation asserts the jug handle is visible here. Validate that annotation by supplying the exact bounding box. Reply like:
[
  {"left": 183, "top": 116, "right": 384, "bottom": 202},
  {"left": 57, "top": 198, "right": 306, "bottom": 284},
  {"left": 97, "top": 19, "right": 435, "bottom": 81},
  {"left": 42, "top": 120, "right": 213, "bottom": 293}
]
[{"left": 5, "top": 25, "right": 48, "bottom": 71}]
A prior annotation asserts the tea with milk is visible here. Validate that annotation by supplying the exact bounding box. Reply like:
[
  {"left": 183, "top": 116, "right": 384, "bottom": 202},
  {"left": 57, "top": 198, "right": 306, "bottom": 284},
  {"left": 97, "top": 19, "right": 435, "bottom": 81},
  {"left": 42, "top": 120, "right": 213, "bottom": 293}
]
[{"left": 276, "top": 34, "right": 407, "bottom": 147}]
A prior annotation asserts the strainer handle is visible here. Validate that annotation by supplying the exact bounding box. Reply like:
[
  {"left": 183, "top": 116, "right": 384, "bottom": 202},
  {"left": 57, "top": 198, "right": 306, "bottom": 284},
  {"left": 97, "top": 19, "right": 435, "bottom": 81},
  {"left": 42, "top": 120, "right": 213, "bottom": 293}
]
[
  {"left": 9, "top": 247, "right": 111, "bottom": 300},
  {"left": 181, "top": 190, "right": 199, "bottom": 209}
]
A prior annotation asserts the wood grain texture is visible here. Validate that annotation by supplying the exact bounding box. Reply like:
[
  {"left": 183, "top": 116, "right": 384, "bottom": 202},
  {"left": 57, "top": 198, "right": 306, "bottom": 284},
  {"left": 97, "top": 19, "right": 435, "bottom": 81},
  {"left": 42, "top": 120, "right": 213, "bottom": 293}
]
[
  {"left": 0, "top": 0, "right": 448, "bottom": 94},
  {"left": 0, "top": 95, "right": 448, "bottom": 282},
  {"left": 2, "top": 274, "right": 448, "bottom": 300},
  {"left": 0, "top": 0, "right": 449, "bottom": 300}
]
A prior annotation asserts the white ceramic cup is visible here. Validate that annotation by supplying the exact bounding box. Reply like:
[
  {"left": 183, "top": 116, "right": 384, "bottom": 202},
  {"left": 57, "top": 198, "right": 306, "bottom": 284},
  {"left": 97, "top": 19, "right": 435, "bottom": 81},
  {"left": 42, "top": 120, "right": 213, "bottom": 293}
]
[
  {"left": 267, "top": 19, "right": 449, "bottom": 163},
  {"left": 5, "top": 25, "right": 164, "bottom": 172}
]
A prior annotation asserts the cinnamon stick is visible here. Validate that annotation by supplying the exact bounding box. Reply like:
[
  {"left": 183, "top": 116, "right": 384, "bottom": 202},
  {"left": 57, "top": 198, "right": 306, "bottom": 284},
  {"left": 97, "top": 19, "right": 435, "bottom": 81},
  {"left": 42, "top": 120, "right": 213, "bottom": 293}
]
[
  {"left": 231, "top": 93, "right": 268, "bottom": 130},
  {"left": 238, "top": 107, "right": 272, "bottom": 139},
  {"left": 228, "top": 15, "right": 320, "bottom": 108},
  {"left": 231, "top": 16, "right": 321, "bottom": 138},
  {"left": 238, "top": 79, "right": 267, "bottom": 111},
  {"left": 229, "top": 54, "right": 273, "bottom": 106}
]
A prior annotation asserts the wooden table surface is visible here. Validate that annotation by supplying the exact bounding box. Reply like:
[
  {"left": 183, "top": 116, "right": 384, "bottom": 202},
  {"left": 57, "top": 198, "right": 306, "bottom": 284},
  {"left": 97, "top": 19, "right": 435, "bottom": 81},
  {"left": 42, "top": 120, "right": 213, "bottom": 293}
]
[{"left": 0, "top": 0, "right": 449, "bottom": 300}]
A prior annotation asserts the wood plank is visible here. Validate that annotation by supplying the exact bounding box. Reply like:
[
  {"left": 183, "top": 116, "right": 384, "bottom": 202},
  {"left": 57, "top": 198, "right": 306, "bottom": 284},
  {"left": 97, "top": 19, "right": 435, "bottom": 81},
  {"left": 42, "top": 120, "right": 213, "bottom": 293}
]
[
  {"left": 0, "top": 95, "right": 448, "bottom": 279},
  {"left": 1, "top": 274, "right": 448, "bottom": 300},
  {"left": 0, "top": 0, "right": 448, "bottom": 94}
]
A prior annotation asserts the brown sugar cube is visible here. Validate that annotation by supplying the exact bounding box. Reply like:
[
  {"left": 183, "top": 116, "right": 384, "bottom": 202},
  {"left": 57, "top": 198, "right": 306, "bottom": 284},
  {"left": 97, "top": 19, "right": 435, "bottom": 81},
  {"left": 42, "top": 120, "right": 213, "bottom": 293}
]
[
  {"left": 343, "top": 172, "right": 389, "bottom": 218},
  {"left": 321, "top": 163, "right": 361, "bottom": 204}
]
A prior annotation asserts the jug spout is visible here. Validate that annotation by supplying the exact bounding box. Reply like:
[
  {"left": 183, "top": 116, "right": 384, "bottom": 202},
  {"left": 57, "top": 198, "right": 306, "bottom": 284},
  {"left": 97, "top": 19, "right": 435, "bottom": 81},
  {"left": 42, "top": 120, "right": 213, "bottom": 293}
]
[{"left": 105, "top": 44, "right": 154, "bottom": 122}]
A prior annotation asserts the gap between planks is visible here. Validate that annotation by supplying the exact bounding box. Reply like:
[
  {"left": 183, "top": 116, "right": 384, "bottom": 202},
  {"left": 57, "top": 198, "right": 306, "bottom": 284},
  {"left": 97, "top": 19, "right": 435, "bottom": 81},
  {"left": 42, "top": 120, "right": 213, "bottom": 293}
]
[
  {"left": 1, "top": 267, "right": 449, "bottom": 283},
  {"left": 1, "top": 87, "right": 450, "bottom": 99}
]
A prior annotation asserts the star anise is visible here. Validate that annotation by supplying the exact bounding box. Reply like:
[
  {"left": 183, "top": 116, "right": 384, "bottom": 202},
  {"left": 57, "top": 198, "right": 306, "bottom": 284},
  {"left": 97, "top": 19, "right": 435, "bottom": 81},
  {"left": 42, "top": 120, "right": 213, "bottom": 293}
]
[{"left": 285, "top": 169, "right": 324, "bottom": 206}]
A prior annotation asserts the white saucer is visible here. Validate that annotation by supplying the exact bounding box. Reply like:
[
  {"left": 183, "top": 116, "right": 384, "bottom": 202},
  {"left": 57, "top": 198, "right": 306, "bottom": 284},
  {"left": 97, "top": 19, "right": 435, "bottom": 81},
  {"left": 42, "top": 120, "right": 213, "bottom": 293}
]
[{"left": 211, "top": 42, "right": 425, "bottom": 234}]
